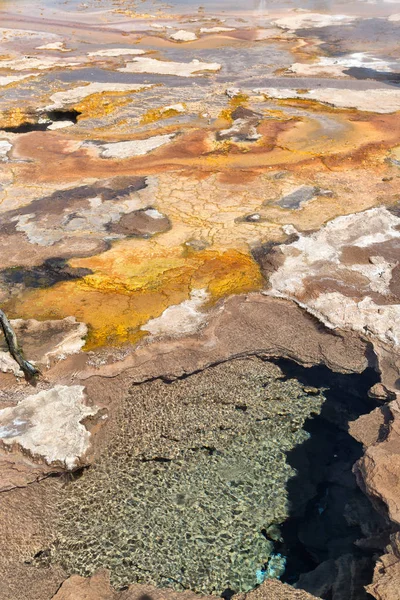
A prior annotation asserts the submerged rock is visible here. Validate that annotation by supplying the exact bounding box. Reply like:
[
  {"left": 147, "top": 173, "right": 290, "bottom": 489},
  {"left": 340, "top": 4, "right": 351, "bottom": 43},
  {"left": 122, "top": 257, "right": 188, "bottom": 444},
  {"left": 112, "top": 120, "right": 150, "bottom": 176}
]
[
  {"left": 295, "top": 554, "right": 372, "bottom": 600},
  {"left": 52, "top": 358, "right": 325, "bottom": 593},
  {"left": 52, "top": 571, "right": 320, "bottom": 600}
]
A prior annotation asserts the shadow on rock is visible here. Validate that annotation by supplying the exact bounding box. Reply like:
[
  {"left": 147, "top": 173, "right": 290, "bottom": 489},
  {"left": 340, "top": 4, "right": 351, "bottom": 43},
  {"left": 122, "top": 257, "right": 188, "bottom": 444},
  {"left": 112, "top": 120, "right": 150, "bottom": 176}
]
[{"left": 274, "top": 360, "right": 388, "bottom": 600}]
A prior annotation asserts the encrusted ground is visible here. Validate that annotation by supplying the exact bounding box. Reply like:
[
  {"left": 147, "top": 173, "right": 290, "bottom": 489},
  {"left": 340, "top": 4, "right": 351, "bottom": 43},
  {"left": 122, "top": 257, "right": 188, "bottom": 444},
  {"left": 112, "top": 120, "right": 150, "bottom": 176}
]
[{"left": 0, "top": 0, "right": 400, "bottom": 599}]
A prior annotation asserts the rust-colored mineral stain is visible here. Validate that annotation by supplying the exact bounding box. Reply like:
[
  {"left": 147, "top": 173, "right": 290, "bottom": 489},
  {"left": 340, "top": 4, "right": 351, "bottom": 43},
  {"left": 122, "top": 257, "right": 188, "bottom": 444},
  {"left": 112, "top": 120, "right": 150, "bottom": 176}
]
[
  {"left": 217, "top": 170, "right": 260, "bottom": 184},
  {"left": 11, "top": 105, "right": 400, "bottom": 185},
  {"left": 2, "top": 10, "right": 400, "bottom": 358}
]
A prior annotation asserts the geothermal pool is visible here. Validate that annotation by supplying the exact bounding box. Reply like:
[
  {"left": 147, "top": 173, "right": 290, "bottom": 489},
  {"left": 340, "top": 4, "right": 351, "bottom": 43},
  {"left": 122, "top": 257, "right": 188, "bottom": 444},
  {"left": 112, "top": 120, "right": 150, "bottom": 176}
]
[{"left": 0, "top": 0, "right": 399, "bottom": 599}]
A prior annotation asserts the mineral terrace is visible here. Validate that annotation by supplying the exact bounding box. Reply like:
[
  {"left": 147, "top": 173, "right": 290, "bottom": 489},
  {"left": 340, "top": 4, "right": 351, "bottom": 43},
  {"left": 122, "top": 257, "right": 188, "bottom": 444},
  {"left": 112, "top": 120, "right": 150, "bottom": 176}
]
[{"left": 0, "top": 0, "right": 400, "bottom": 599}]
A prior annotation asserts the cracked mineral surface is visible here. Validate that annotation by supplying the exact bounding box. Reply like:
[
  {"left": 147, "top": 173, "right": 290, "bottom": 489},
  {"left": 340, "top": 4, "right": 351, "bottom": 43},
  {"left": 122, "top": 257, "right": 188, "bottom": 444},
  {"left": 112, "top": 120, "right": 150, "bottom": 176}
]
[{"left": 1, "top": 0, "right": 400, "bottom": 599}]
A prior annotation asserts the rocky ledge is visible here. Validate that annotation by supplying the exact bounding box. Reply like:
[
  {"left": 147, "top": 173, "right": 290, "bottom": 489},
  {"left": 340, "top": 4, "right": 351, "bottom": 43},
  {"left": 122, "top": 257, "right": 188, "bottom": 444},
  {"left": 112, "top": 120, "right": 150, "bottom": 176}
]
[{"left": 0, "top": 0, "right": 400, "bottom": 598}]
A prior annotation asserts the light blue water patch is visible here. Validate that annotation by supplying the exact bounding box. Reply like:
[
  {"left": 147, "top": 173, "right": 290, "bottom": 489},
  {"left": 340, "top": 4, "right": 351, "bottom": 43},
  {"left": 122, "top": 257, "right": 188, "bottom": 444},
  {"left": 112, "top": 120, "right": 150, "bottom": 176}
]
[{"left": 265, "top": 553, "right": 286, "bottom": 579}]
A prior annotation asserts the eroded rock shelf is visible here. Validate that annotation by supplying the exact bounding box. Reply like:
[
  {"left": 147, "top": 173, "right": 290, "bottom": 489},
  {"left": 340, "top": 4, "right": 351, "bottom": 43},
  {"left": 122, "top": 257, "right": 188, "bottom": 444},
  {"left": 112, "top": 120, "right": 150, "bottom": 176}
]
[{"left": 0, "top": 0, "right": 400, "bottom": 599}]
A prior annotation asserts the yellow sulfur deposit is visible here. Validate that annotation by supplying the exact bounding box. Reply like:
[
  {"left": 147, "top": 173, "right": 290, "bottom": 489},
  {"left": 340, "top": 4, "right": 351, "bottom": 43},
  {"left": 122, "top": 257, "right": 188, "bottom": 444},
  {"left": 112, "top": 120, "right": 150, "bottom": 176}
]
[
  {"left": 73, "top": 92, "right": 133, "bottom": 120},
  {"left": 0, "top": 107, "right": 34, "bottom": 129},
  {"left": 7, "top": 245, "right": 263, "bottom": 349},
  {"left": 140, "top": 104, "right": 186, "bottom": 125}
]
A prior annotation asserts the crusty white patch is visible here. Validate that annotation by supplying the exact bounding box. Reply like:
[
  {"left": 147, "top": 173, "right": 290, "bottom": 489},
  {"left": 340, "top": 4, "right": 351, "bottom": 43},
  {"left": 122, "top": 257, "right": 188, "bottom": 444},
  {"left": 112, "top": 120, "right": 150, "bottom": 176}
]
[
  {"left": 273, "top": 12, "right": 356, "bottom": 31},
  {"left": 288, "top": 53, "right": 395, "bottom": 77},
  {"left": 13, "top": 194, "right": 137, "bottom": 244},
  {"left": 0, "top": 352, "right": 25, "bottom": 377},
  {"left": 254, "top": 87, "right": 400, "bottom": 113},
  {"left": 268, "top": 207, "right": 400, "bottom": 348},
  {"left": 142, "top": 289, "right": 209, "bottom": 337},
  {"left": 200, "top": 26, "right": 235, "bottom": 33},
  {"left": 144, "top": 208, "right": 165, "bottom": 219},
  {"left": 218, "top": 118, "right": 261, "bottom": 142},
  {"left": 11, "top": 176, "right": 157, "bottom": 246},
  {"left": 308, "top": 294, "right": 400, "bottom": 348},
  {"left": 271, "top": 208, "right": 400, "bottom": 296},
  {"left": 226, "top": 87, "right": 241, "bottom": 99},
  {"left": 0, "top": 28, "right": 59, "bottom": 42},
  {"left": 170, "top": 30, "right": 198, "bottom": 42},
  {"left": 0, "top": 74, "right": 39, "bottom": 87},
  {"left": 48, "top": 320, "right": 87, "bottom": 362},
  {"left": 0, "top": 55, "right": 80, "bottom": 71},
  {"left": 0, "top": 385, "right": 99, "bottom": 469},
  {"left": 151, "top": 23, "right": 173, "bottom": 29},
  {"left": 0, "top": 317, "right": 87, "bottom": 375},
  {"left": 44, "top": 82, "right": 151, "bottom": 110},
  {"left": 140, "top": 103, "right": 185, "bottom": 121},
  {"left": 349, "top": 256, "right": 398, "bottom": 296},
  {"left": 12, "top": 316, "right": 88, "bottom": 367},
  {"left": 119, "top": 57, "right": 221, "bottom": 77},
  {"left": 47, "top": 120, "right": 74, "bottom": 130},
  {"left": 96, "top": 134, "right": 175, "bottom": 159},
  {"left": 88, "top": 48, "right": 146, "bottom": 57},
  {"left": 0, "top": 140, "right": 12, "bottom": 161},
  {"left": 50, "top": 319, "right": 87, "bottom": 361},
  {"left": 163, "top": 103, "right": 186, "bottom": 113},
  {"left": 36, "top": 41, "right": 71, "bottom": 52}
]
